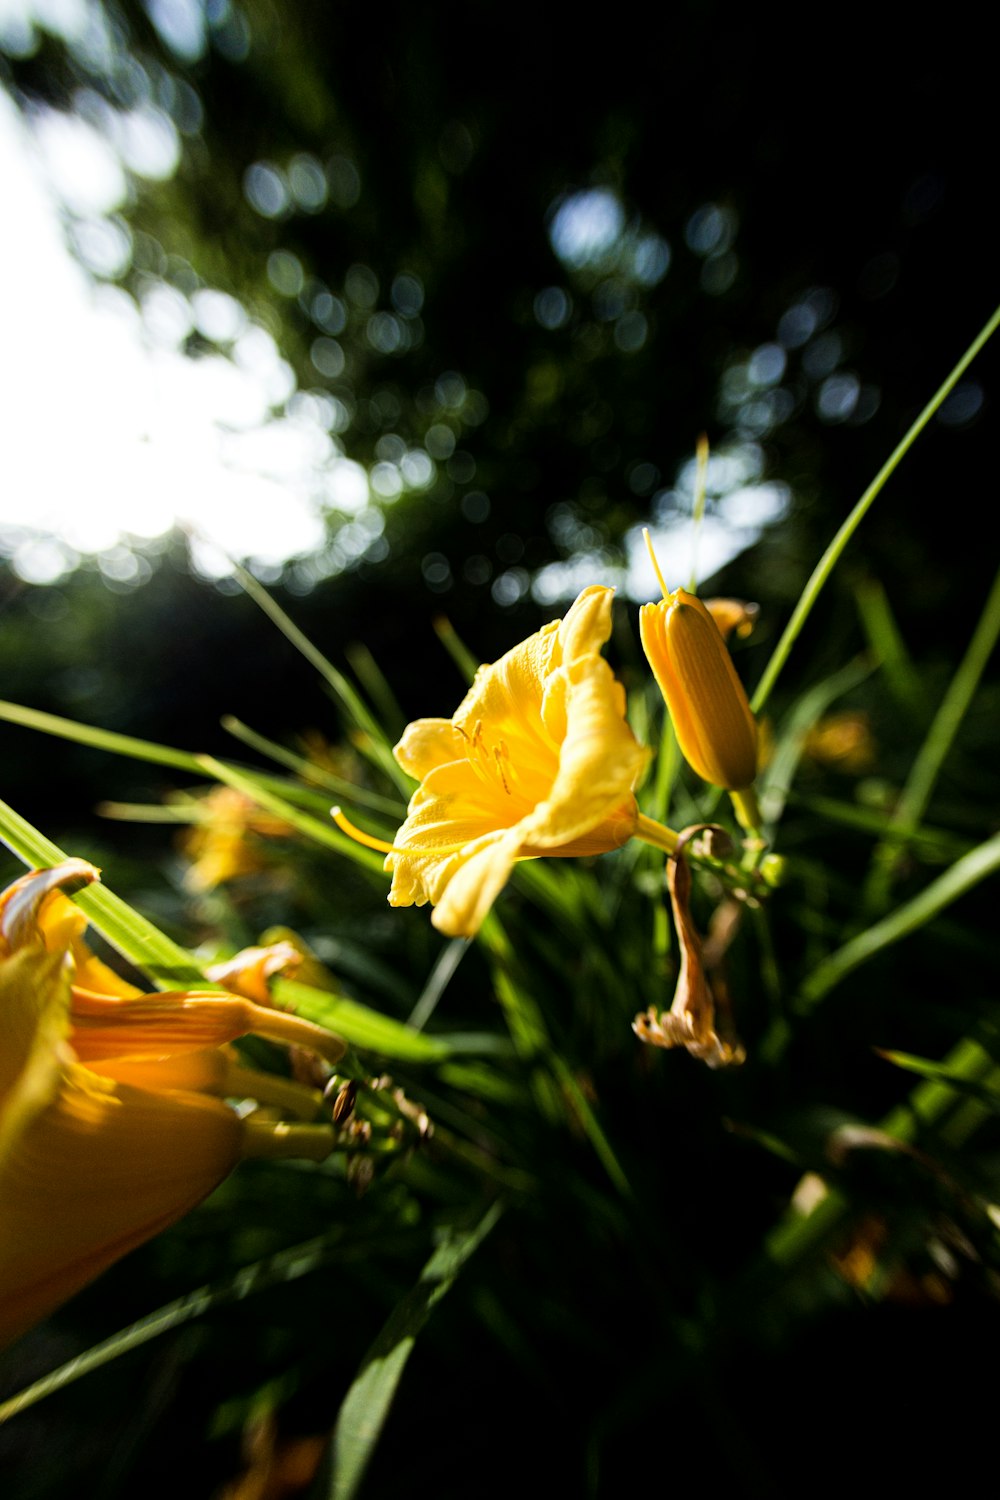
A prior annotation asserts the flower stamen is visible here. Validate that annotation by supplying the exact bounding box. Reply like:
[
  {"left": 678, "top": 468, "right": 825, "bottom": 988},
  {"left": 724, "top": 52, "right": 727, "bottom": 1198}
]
[{"left": 643, "top": 527, "right": 671, "bottom": 603}]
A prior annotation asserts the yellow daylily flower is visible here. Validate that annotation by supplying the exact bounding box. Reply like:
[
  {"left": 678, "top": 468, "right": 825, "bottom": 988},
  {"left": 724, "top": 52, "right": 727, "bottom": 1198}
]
[
  {"left": 180, "top": 786, "right": 292, "bottom": 892},
  {"left": 639, "top": 534, "right": 759, "bottom": 796},
  {"left": 341, "top": 586, "right": 671, "bottom": 938},
  {"left": 0, "top": 860, "right": 345, "bottom": 1350}
]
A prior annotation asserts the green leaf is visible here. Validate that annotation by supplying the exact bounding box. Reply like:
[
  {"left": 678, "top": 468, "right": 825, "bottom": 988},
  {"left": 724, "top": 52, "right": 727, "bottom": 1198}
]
[
  {"left": 325, "top": 1204, "right": 502, "bottom": 1500},
  {"left": 798, "top": 829, "right": 1000, "bottom": 1009},
  {"left": 0, "top": 1233, "right": 348, "bottom": 1425},
  {"left": 0, "top": 794, "right": 209, "bottom": 988},
  {"left": 274, "top": 977, "right": 449, "bottom": 1062},
  {"left": 751, "top": 301, "right": 1000, "bottom": 713},
  {"left": 877, "top": 1047, "right": 1000, "bottom": 1112},
  {"left": 196, "top": 755, "right": 386, "bottom": 872}
]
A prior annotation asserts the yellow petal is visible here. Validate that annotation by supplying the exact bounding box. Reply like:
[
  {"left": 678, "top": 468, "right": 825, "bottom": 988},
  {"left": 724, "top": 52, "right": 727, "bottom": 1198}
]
[
  {"left": 0, "top": 1063, "right": 242, "bottom": 1349},
  {"left": 393, "top": 718, "right": 463, "bottom": 780},
  {"left": 68, "top": 988, "right": 346, "bottom": 1067},
  {"left": 205, "top": 942, "right": 303, "bottom": 1005}
]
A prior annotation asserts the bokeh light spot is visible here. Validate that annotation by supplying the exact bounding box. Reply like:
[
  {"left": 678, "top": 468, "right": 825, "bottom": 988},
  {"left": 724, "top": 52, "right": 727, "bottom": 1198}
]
[
  {"left": 244, "top": 161, "right": 289, "bottom": 218},
  {"left": 288, "top": 153, "right": 327, "bottom": 211},
  {"left": 461, "top": 490, "right": 490, "bottom": 522},
  {"left": 311, "top": 337, "right": 345, "bottom": 378},
  {"left": 534, "top": 286, "right": 571, "bottom": 330},
  {"left": 267, "top": 249, "right": 304, "bottom": 296},
  {"left": 391, "top": 272, "right": 424, "bottom": 316},
  {"left": 549, "top": 188, "right": 624, "bottom": 270},
  {"left": 816, "top": 371, "right": 860, "bottom": 423},
  {"left": 938, "top": 380, "right": 984, "bottom": 427}
]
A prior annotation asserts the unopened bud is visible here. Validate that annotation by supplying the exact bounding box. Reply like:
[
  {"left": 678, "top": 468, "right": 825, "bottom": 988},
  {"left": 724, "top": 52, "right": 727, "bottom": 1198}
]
[{"left": 640, "top": 587, "right": 758, "bottom": 791}]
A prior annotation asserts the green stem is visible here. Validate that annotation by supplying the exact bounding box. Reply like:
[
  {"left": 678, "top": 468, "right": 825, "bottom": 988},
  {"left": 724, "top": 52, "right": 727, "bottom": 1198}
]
[{"left": 634, "top": 813, "right": 680, "bottom": 855}]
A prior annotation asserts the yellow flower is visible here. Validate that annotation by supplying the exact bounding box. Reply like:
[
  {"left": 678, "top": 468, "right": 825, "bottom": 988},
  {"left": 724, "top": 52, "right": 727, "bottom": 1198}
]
[
  {"left": 803, "top": 710, "right": 876, "bottom": 774},
  {"left": 181, "top": 786, "right": 292, "bottom": 892},
  {"left": 373, "top": 587, "right": 652, "bottom": 937},
  {"left": 639, "top": 536, "right": 758, "bottom": 793},
  {"left": 702, "top": 597, "right": 760, "bottom": 643},
  {"left": 0, "top": 861, "right": 345, "bottom": 1350}
]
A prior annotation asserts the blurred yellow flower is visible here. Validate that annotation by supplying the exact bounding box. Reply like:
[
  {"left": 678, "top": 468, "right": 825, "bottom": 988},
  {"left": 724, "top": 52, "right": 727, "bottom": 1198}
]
[
  {"left": 181, "top": 786, "right": 292, "bottom": 892},
  {"left": 370, "top": 587, "right": 656, "bottom": 937},
  {"left": 0, "top": 861, "right": 345, "bottom": 1350},
  {"left": 703, "top": 597, "right": 760, "bottom": 643},
  {"left": 803, "top": 711, "right": 876, "bottom": 774}
]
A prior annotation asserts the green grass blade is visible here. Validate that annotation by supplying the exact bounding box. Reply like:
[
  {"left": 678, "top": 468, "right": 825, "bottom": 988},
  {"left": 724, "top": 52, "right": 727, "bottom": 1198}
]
[
  {"left": 876, "top": 1047, "right": 1000, "bottom": 1112},
  {"left": 228, "top": 563, "right": 411, "bottom": 793},
  {"left": 326, "top": 1204, "right": 502, "bottom": 1500},
  {"left": 195, "top": 755, "right": 386, "bottom": 872},
  {"left": 344, "top": 640, "right": 407, "bottom": 741},
  {"left": 751, "top": 302, "right": 1000, "bottom": 714},
  {"left": 758, "top": 656, "right": 874, "bottom": 828},
  {"left": 220, "top": 716, "right": 405, "bottom": 816},
  {"left": 0, "top": 699, "right": 205, "bottom": 774},
  {"left": 854, "top": 577, "right": 926, "bottom": 716},
  {"left": 0, "top": 795, "right": 209, "bottom": 987},
  {"left": 865, "top": 557, "right": 1000, "bottom": 910},
  {"left": 0, "top": 700, "right": 363, "bottom": 820},
  {"left": 406, "top": 937, "right": 469, "bottom": 1030},
  {"left": 799, "top": 829, "right": 1000, "bottom": 1009},
  {"left": 432, "top": 614, "right": 480, "bottom": 685},
  {"left": 274, "top": 977, "right": 450, "bottom": 1062},
  {"left": 0, "top": 1233, "right": 348, "bottom": 1425}
]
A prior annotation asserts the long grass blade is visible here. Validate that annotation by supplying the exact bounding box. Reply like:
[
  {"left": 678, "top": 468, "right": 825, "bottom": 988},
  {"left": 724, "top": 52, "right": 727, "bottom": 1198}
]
[
  {"left": 326, "top": 1204, "right": 502, "bottom": 1500},
  {"left": 0, "top": 795, "right": 209, "bottom": 987},
  {"left": 227, "top": 562, "right": 411, "bottom": 792},
  {"left": 221, "top": 716, "right": 405, "bottom": 815},
  {"left": 195, "top": 755, "right": 385, "bottom": 872},
  {"left": 799, "top": 829, "right": 1000, "bottom": 1008},
  {"left": 0, "top": 1233, "right": 351, "bottom": 1425},
  {"left": 751, "top": 302, "right": 1000, "bottom": 714},
  {"left": 864, "top": 557, "right": 1000, "bottom": 911}
]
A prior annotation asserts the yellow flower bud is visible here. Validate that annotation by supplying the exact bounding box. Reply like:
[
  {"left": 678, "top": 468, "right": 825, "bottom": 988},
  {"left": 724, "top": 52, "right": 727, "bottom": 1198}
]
[{"left": 640, "top": 586, "right": 758, "bottom": 792}]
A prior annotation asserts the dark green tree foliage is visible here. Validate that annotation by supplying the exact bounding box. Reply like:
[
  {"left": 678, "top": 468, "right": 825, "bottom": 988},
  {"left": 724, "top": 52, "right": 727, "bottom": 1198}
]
[{"left": 2, "top": 0, "right": 996, "bottom": 669}]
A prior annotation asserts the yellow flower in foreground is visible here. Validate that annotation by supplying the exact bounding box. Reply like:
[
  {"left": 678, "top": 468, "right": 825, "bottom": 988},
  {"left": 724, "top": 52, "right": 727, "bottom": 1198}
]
[
  {"left": 375, "top": 587, "right": 656, "bottom": 937},
  {"left": 639, "top": 536, "right": 758, "bottom": 793},
  {"left": 0, "top": 861, "right": 345, "bottom": 1350}
]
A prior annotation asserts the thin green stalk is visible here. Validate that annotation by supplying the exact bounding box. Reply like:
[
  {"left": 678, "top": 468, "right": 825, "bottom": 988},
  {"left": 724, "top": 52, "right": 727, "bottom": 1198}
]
[
  {"left": 0, "top": 794, "right": 210, "bottom": 987},
  {"left": 432, "top": 614, "right": 481, "bottom": 685},
  {"left": 221, "top": 715, "right": 404, "bottom": 815},
  {"left": 865, "top": 558, "right": 1000, "bottom": 911},
  {"left": 228, "top": 561, "right": 411, "bottom": 793},
  {"left": 751, "top": 302, "right": 1000, "bottom": 714},
  {"left": 854, "top": 577, "right": 926, "bottom": 716},
  {"left": 798, "top": 828, "right": 1000, "bottom": 1010},
  {"left": 195, "top": 755, "right": 385, "bottom": 872}
]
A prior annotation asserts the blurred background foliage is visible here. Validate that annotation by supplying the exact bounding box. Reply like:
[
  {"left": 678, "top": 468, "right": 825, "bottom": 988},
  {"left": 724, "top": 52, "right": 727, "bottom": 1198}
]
[{"left": 1, "top": 3, "right": 999, "bottom": 1497}]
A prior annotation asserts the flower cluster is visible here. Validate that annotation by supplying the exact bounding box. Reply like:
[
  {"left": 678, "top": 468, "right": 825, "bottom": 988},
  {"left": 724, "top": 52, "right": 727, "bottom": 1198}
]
[
  {"left": 336, "top": 558, "right": 763, "bottom": 1068},
  {"left": 371, "top": 569, "right": 758, "bottom": 936}
]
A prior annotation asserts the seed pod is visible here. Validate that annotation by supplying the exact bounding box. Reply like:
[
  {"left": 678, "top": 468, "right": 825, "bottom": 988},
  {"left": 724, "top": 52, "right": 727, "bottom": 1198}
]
[{"left": 640, "top": 588, "right": 758, "bottom": 791}]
